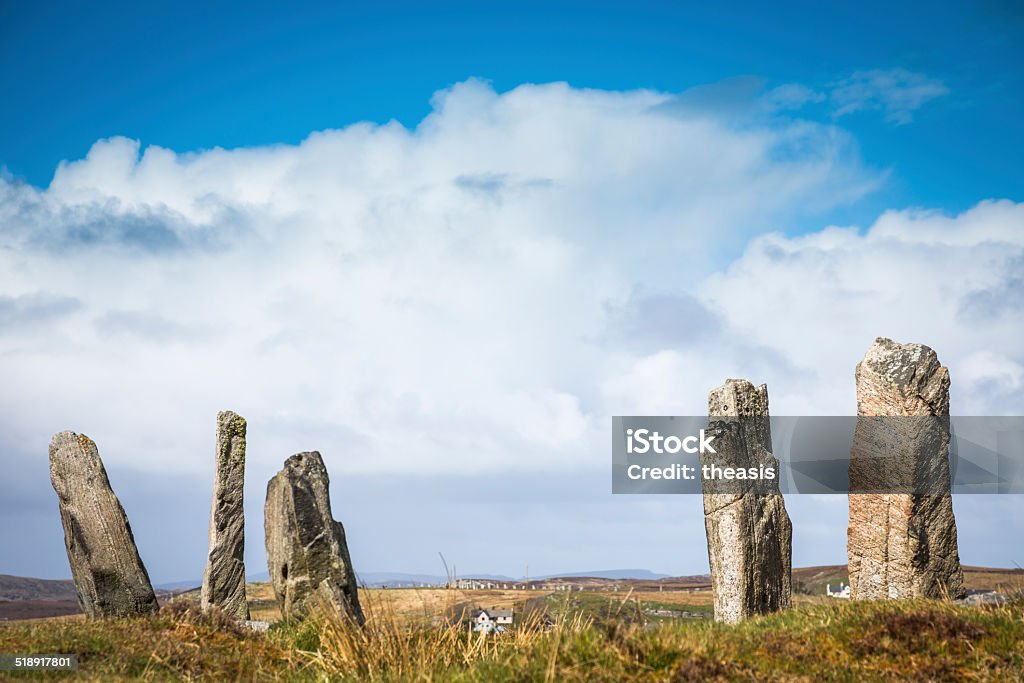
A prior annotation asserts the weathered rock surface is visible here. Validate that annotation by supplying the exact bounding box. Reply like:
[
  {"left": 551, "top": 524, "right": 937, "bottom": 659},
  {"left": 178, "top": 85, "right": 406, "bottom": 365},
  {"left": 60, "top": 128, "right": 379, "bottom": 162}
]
[
  {"left": 48, "top": 431, "right": 158, "bottom": 618},
  {"left": 702, "top": 379, "right": 792, "bottom": 624},
  {"left": 201, "top": 411, "right": 249, "bottom": 619},
  {"left": 848, "top": 337, "right": 965, "bottom": 599},
  {"left": 264, "top": 451, "right": 364, "bottom": 623}
]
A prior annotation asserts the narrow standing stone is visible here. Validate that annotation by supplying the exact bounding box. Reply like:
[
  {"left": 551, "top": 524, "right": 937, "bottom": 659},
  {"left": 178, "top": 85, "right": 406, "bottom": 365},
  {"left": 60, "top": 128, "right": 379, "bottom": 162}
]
[
  {"left": 201, "top": 411, "right": 249, "bottom": 619},
  {"left": 848, "top": 337, "right": 965, "bottom": 599},
  {"left": 264, "top": 451, "right": 364, "bottom": 624},
  {"left": 702, "top": 379, "right": 792, "bottom": 624},
  {"left": 48, "top": 431, "right": 158, "bottom": 618}
]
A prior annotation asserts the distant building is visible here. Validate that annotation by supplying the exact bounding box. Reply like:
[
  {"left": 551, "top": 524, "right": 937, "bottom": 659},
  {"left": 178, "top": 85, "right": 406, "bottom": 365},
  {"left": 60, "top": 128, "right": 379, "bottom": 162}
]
[
  {"left": 471, "top": 608, "right": 514, "bottom": 632},
  {"left": 826, "top": 582, "right": 851, "bottom": 599}
]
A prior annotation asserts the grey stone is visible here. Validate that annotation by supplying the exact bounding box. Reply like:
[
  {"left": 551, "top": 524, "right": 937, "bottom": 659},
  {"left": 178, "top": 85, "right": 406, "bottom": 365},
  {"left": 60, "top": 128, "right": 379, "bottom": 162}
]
[
  {"left": 957, "top": 591, "right": 1008, "bottom": 607},
  {"left": 264, "top": 451, "right": 364, "bottom": 623},
  {"left": 201, "top": 411, "right": 249, "bottom": 619},
  {"left": 702, "top": 379, "right": 792, "bottom": 624},
  {"left": 48, "top": 431, "right": 158, "bottom": 618},
  {"left": 848, "top": 337, "right": 965, "bottom": 599}
]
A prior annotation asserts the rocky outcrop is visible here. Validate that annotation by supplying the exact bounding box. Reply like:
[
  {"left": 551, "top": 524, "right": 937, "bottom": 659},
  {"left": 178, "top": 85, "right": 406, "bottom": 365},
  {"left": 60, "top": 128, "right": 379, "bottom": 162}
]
[
  {"left": 48, "top": 431, "right": 158, "bottom": 618},
  {"left": 264, "top": 452, "right": 364, "bottom": 623},
  {"left": 848, "top": 338, "right": 965, "bottom": 599},
  {"left": 201, "top": 411, "right": 249, "bottom": 619},
  {"left": 702, "top": 379, "right": 792, "bottom": 624}
]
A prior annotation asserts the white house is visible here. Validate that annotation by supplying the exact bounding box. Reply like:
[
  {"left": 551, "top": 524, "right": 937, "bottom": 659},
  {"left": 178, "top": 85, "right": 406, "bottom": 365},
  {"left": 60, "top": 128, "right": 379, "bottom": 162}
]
[
  {"left": 471, "top": 608, "right": 514, "bottom": 632},
  {"left": 826, "top": 582, "right": 851, "bottom": 599}
]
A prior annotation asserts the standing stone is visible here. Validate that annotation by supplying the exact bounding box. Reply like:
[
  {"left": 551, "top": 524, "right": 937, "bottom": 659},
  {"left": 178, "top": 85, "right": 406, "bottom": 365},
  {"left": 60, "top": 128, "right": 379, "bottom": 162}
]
[
  {"left": 48, "top": 431, "right": 158, "bottom": 618},
  {"left": 848, "top": 337, "right": 965, "bottom": 599},
  {"left": 264, "top": 451, "right": 364, "bottom": 624},
  {"left": 702, "top": 379, "right": 792, "bottom": 624},
  {"left": 201, "top": 411, "right": 249, "bottom": 619}
]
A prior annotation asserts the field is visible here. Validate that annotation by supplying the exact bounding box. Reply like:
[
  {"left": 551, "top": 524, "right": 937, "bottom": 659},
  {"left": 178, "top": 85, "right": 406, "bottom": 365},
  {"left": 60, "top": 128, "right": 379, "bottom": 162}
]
[
  {"left": 182, "top": 564, "right": 1024, "bottom": 628},
  {"left": 2, "top": 570, "right": 1021, "bottom": 680},
  {"left": 1, "top": 589, "right": 1022, "bottom": 681},
  {"left": 6, "top": 565, "right": 1019, "bottom": 622},
  {"left": 222, "top": 582, "right": 727, "bottom": 630}
]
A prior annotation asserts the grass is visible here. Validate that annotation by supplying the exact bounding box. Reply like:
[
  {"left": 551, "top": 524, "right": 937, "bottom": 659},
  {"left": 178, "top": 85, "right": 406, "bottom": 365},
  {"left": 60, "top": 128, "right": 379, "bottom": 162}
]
[
  {"left": 1, "top": 593, "right": 1022, "bottom": 681},
  {"left": 0, "top": 599, "right": 300, "bottom": 681}
]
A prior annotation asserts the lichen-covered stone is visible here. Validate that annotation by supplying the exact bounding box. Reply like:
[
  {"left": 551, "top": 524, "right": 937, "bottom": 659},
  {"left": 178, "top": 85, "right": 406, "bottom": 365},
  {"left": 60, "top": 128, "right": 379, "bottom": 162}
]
[
  {"left": 848, "top": 337, "right": 965, "bottom": 599},
  {"left": 264, "top": 451, "right": 364, "bottom": 623},
  {"left": 49, "top": 431, "right": 158, "bottom": 618},
  {"left": 201, "top": 411, "right": 249, "bottom": 619},
  {"left": 702, "top": 379, "right": 792, "bottom": 624}
]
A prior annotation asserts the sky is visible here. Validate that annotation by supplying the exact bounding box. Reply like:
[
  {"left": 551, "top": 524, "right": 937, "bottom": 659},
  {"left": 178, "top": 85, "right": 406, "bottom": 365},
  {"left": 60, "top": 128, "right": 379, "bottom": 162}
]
[{"left": 0, "top": 1, "right": 1022, "bottom": 583}]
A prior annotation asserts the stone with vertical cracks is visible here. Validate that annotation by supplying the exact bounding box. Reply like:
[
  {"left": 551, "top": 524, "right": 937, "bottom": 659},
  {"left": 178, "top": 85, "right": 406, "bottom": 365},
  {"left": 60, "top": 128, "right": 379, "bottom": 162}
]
[
  {"left": 264, "top": 451, "right": 364, "bottom": 623},
  {"left": 848, "top": 337, "right": 964, "bottom": 599},
  {"left": 702, "top": 379, "right": 792, "bottom": 624},
  {"left": 48, "top": 431, "right": 158, "bottom": 618},
  {"left": 201, "top": 411, "right": 249, "bottom": 619}
]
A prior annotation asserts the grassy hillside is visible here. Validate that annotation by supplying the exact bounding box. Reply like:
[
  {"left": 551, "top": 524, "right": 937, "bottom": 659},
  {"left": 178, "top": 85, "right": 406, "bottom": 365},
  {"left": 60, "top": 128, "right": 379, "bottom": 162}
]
[
  {"left": 963, "top": 566, "right": 1024, "bottom": 592},
  {"left": 0, "top": 575, "right": 77, "bottom": 602},
  {"left": 1, "top": 596, "right": 1022, "bottom": 681},
  {"left": 792, "top": 565, "right": 848, "bottom": 595}
]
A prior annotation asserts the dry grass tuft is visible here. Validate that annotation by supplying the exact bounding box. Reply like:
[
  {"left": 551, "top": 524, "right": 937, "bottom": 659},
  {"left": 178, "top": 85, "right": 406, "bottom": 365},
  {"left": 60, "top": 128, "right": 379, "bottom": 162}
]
[
  {"left": 301, "top": 588, "right": 590, "bottom": 681},
  {"left": 159, "top": 597, "right": 248, "bottom": 636}
]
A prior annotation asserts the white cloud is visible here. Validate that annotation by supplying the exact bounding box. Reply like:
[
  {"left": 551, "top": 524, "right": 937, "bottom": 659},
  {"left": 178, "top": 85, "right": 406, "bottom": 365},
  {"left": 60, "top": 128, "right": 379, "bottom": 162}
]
[
  {"left": 0, "top": 79, "right": 1017, "bottom": 484},
  {"left": 698, "top": 200, "right": 1024, "bottom": 414},
  {"left": 0, "top": 79, "right": 879, "bottom": 479},
  {"left": 830, "top": 68, "right": 949, "bottom": 124},
  {"left": 2, "top": 78, "right": 1022, "bottom": 577}
]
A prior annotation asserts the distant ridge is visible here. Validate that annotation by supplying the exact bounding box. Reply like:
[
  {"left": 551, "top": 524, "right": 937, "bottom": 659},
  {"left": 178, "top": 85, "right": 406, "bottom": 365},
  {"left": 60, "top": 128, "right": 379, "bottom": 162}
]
[
  {"left": 535, "top": 569, "right": 670, "bottom": 581},
  {"left": 0, "top": 573, "right": 77, "bottom": 602},
  {"left": 0, "top": 574, "right": 77, "bottom": 602},
  {"left": 358, "top": 572, "right": 449, "bottom": 587},
  {"left": 3, "top": 566, "right": 1022, "bottom": 601},
  {"left": 0, "top": 574, "right": 200, "bottom": 601},
  {"left": 356, "top": 569, "right": 674, "bottom": 585},
  {"left": 153, "top": 580, "right": 202, "bottom": 592}
]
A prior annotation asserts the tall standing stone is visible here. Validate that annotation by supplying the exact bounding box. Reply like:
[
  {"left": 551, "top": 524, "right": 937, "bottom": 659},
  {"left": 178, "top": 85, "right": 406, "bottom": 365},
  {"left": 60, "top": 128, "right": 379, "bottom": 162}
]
[
  {"left": 48, "top": 431, "right": 158, "bottom": 618},
  {"left": 201, "top": 411, "right": 249, "bottom": 619},
  {"left": 848, "top": 337, "right": 964, "bottom": 599},
  {"left": 702, "top": 379, "right": 792, "bottom": 624},
  {"left": 264, "top": 451, "right": 364, "bottom": 624}
]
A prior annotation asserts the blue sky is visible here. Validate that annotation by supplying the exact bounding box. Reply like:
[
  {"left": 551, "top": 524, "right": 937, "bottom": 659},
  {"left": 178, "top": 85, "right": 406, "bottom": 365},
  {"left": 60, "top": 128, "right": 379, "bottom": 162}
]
[
  {"left": 1, "top": 1, "right": 1022, "bottom": 582},
  {"left": 3, "top": 0, "right": 1022, "bottom": 215}
]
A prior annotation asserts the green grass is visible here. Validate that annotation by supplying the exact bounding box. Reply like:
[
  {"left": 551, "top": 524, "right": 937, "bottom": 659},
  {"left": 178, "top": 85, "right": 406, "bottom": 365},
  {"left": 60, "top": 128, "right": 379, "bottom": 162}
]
[
  {"left": 0, "top": 600, "right": 304, "bottom": 681},
  {"left": 447, "top": 600, "right": 1024, "bottom": 682},
  {"left": 1, "top": 598, "right": 1022, "bottom": 681}
]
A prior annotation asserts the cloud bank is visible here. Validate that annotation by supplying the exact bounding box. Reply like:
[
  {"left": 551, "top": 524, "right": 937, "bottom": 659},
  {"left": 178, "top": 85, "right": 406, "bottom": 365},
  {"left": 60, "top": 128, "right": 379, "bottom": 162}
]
[
  {"left": 0, "top": 78, "right": 885, "bottom": 478},
  {"left": 1, "top": 78, "right": 1020, "bottom": 579}
]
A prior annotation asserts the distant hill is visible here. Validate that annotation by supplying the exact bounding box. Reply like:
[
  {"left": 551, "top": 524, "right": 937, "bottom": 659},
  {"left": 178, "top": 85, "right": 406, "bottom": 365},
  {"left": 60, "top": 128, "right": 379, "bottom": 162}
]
[
  {"left": 5, "top": 565, "right": 1020, "bottom": 602},
  {"left": 0, "top": 574, "right": 77, "bottom": 602},
  {"left": 535, "top": 569, "right": 670, "bottom": 581},
  {"left": 354, "top": 569, "right": 673, "bottom": 586},
  {"left": 792, "top": 565, "right": 848, "bottom": 595},
  {"left": 154, "top": 580, "right": 202, "bottom": 592},
  {"left": 1, "top": 574, "right": 201, "bottom": 603},
  {"left": 358, "top": 572, "right": 448, "bottom": 587}
]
